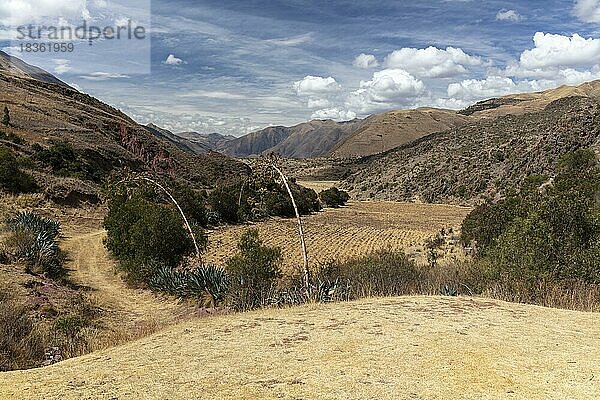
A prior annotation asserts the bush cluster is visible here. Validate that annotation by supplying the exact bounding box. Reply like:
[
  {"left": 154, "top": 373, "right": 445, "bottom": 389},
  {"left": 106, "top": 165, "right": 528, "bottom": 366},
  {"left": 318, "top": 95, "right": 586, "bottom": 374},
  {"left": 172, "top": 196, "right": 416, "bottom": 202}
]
[
  {"left": 462, "top": 149, "right": 600, "bottom": 283},
  {"left": 34, "top": 140, "right": 105, "bottom": 182},
  {"left": 208, "top": 174, "right": 321, "bottom": 225},
  {"left": 319, "top": 187, "right": 350, "bottom": 208},
  {"left": 225, "top": 228, "right": 282, "bottom": 310},
  {"left": 0, "top": 146, "right": 37, "bottom": 194}
]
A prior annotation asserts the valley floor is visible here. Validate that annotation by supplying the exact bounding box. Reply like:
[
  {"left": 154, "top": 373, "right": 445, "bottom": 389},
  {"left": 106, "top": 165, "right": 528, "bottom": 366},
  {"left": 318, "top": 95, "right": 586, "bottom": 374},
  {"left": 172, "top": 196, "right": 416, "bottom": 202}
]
[
  {"left": 204, "top": 201, "right": 471, "bottom": 269},
  {"left": 1, "top": 295, "right": 599, "bottom": 399}
]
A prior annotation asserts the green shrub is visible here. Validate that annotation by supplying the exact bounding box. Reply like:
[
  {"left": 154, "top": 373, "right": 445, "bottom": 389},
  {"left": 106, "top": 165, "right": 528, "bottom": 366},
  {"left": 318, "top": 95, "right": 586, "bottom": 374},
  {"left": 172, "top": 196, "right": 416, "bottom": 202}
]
[
  {"left": 208, "top": 184, "right": 244, "bottom": 224},
  {"left": 2, "top": 106, "right": 10, "bottom": 126},
  {"left": 0, "top": 131, "right": 24, "bottom": 144},
  {"left": 462, "top": 149, "right": 600, "bottom": 283},
  {"left": 0, "top": 146, "right": 37, "bottom": 194},
  {"left": 226, "top": 229, "right": 282, "bottom": 310},
  {"left": 172, "top": 186, "right": 208, "bottom": 227},
  {"left": 35, "top": 140, "right": 104, "bottom": 182},
  {"left": 209, "top": 176, "right": 321, "bottom": 225},
  {"left": 319, "top": 187, "right": 350, "bottom": 208},
  {"left": 103, "top": 186, "right": 195, "bottom": 286}
]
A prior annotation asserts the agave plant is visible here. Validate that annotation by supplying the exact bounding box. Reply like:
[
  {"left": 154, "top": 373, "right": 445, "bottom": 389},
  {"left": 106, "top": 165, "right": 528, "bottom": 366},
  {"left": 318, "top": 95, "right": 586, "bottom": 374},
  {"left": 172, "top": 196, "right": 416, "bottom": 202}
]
[
  {"left": 7, "top": 211, "right": 61, "bottom": 239},
  {"left": 149, "top": 263, "right": 229, "bottom": 307},
  {"left": 5, "top": 211, "right": 62, "bottom": 276}
]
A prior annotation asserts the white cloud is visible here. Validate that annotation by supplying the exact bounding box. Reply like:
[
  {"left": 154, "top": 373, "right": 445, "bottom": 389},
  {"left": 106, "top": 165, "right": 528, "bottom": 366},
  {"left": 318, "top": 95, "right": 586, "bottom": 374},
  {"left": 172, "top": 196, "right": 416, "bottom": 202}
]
[
  {"left": 307, "top": 98, "right": 331, "bottom": 109},
  {"left": 518, "top": 32, "right": 600, "bottom": 70},
  {"left": 311, "top": 108, "right": 357, "bottom": 121},
  {"left": 165, "top": 54, "right": 185, "bottom": 65},
  {"left": 346, "top": 69, "right": 424, "bottom": 113},
  {"left": 573, "top": 0, "right": 600, "bottom": 23},
  {"left": 447, "top": 67, "right": 600, "bottom": 103},
  {"left": 0, "top": 0, "right": 91, "bottom": 26},
  {"left": 384, "top": 46, "right": 483, "bottom": 78},
  {"left": 52, "top": 59, "right": 71, "bottom": 75},
  {"left": 293, "top": 75, "right": 341, "bottom": 96},
  {"left": 447, "top": 76, "right": 518, "bottom": 100},
  {"left": 353, "top": 53, "right": 379, "bottom": 69},
  {"left": 79, "top": 72, "right": 130, "bottom": 81},
  {"left": 265, "top": 33, "right": 313, "bottom": 46},
  {"left": 496, "top": 9, "right": 522, "bottom": 22}
]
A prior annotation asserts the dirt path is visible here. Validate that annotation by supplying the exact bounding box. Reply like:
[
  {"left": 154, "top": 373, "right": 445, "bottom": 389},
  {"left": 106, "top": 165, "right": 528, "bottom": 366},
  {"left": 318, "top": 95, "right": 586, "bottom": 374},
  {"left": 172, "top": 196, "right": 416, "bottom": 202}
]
[
  {"left": 2, "top": 295, "right": 599, "bottom": 399},
  {"left": 61, "top": 230, "right": 195, "bottom": 344}
]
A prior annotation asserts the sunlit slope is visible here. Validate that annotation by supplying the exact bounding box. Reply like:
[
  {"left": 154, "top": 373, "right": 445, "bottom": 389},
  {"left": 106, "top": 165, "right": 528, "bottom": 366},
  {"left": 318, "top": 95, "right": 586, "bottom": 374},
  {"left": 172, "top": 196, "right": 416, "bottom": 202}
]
[{"left": 2, "top": 296, "right": 599, "bottom": 399}]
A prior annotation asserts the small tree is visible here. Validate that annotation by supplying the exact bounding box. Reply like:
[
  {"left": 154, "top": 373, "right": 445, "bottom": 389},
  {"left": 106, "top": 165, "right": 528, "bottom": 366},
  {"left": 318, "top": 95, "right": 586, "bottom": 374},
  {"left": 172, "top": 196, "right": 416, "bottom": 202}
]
[
  {"left": 2, "top": 106, "right": 10, "bottom": 126},
  {"left": 226, "top": 229, "right": 282, "bottom": 310},
  {"left": 103, "top": 185, "right": 196, "bottom": 286}
]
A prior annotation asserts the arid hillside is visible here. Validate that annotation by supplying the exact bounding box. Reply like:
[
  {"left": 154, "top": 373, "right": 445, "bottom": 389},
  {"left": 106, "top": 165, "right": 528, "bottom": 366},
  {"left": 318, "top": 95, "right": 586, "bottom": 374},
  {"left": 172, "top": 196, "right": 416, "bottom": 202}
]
[
  {"left": 2, "top": 296, "right": 599, "bottom": 399},
  {"left": 331, "top": 108, "right": 471, "bottom": 158},
  {"left": 0, "top": 51, "right": 248, "bottom": 202},
  {"left": 343, "top": 95, "right": 600, "bottom": 203},
  {"left": 220, "top": 119, "right": 363, "bottom": 158}
]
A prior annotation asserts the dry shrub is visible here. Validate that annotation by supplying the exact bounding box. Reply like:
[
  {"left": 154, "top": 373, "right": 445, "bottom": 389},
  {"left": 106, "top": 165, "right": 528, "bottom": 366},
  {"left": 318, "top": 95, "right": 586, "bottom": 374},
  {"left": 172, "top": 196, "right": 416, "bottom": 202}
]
[
  {"left": 0, "top": 297, "right": 45, "bottom": 371},
  {"left": 303, "top": 252, "right": 600, "bottom": 312}
]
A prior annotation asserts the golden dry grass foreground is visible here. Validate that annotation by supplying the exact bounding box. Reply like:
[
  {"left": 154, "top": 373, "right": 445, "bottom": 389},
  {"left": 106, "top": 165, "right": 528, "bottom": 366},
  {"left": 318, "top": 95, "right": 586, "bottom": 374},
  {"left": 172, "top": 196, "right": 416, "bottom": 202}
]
[
  {"left": 204, "top": 201, "right": 471, "bottom": 269},
  {"left": 2, "top": 295, "right": 600, "bottom": 399}
]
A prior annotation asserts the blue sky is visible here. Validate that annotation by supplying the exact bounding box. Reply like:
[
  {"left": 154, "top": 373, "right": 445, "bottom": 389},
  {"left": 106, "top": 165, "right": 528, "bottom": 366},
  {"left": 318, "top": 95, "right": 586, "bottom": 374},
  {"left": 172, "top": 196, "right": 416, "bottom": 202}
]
[{"left": 2, "top": 0, "right": 600, "bottom": 135}]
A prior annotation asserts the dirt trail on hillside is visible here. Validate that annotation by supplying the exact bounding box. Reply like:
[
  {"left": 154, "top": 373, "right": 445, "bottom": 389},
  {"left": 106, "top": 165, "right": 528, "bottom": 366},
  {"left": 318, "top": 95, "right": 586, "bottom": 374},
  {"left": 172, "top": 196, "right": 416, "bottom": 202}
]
[
  {"left": 2, "top": 296, "right": 599, "bottom": 399},
  {"left": 61, "top": 230, "right": 195, "bottom": 342}
]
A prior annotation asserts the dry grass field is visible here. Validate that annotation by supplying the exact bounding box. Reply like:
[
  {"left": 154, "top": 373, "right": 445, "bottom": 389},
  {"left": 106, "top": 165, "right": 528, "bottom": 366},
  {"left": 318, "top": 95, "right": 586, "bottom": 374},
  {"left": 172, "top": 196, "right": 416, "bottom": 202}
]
[
  {"left": 204, "top": 201, "right": 471, "bottom": 269},
  {"left": 2, "top": 295, "right": 600, "bottom": 399}
]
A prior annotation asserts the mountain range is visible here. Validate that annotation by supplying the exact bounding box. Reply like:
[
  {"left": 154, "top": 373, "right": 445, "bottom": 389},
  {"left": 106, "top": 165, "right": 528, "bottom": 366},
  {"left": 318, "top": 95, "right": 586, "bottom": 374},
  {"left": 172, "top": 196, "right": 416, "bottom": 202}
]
[{"left": 150, "top": 80, "right": 600, "bottom": 161}]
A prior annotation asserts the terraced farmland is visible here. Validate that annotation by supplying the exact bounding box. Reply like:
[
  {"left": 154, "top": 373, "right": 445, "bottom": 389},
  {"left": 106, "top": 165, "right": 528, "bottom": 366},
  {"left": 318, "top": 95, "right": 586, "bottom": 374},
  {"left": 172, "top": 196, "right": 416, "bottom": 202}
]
[{"left": 204, "top": 201, "right": 471, "bottom": 269}]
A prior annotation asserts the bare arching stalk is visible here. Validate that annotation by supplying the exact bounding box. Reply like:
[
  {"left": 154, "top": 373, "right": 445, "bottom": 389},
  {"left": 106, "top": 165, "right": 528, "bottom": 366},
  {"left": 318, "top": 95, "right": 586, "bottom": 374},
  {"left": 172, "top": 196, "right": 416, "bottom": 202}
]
[
  {"left": 118, "top": 176, "right": 201, "bottom": 259},
  {"left": 269, "top": 164, "right": 310, "bottom": 293}
]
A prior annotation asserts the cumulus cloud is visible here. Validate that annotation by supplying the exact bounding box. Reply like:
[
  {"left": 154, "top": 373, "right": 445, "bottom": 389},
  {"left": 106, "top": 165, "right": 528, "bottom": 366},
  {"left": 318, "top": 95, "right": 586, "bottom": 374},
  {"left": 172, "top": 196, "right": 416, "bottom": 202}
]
[
  {"left": 165, "top": 54, "right": 185, "bottom": 65},
  {"left": 383, "top": 46, "right": 482, "bottom": 78},
  {"left": 447, "top": 76, "right": 519, "bottom": 100},
  {"left": 307, "top": 98, "right": 331, "bottom": 109},
  {"left": 311, "top": 108, "right": 357, "bottom": 121},
  {"left": 518, "top": 32, "right": 600, "bottom": 71},
  {"left": 573, "top": 0, "right": 600, "bottom": 23},
  {"left": 293, "top": 75, "right": 341, "bottom": 96},
  {"left": 353, "top": 53, "right": 379, "bottom": 69},
  {"left": 0, "top": 0, "right": 92, "bottom": 26},
  {"left": 496, "top": 9, "right": 522, "bottom": 21},
  {"left": 447, "top": 67, "right": 600, "bottom": 103},
  {"left": 346, "top": 69, "right": 424, "bottom": 113}
]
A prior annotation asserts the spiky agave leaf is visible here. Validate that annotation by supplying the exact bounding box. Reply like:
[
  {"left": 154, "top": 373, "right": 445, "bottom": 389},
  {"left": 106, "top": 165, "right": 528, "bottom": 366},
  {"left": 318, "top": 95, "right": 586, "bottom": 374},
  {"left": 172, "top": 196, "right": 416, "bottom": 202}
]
[{"left": 7, "top": 211, "right": 61, "bottom": 239}]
